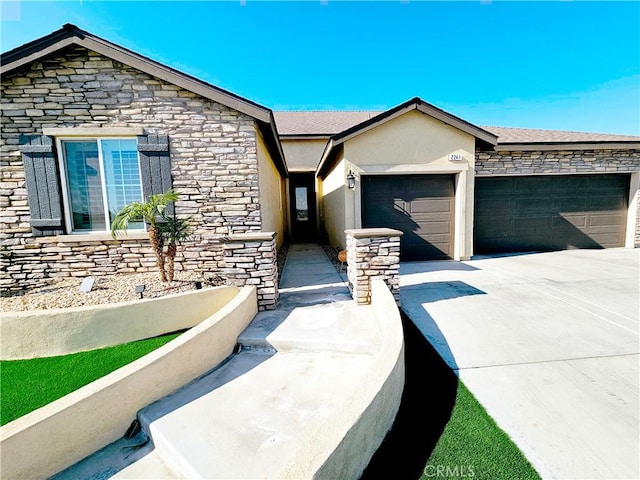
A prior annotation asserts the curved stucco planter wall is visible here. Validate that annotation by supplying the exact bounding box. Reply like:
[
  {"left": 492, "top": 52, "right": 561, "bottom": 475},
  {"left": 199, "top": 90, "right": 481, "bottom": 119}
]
[
  {"left": 287, "top": 279, "right": 405, "bottom": 480},
  {"left": 0, "top": 285, "right": 257, "bottom": 480},
  {"left": 1, "top": 286, "right": 240, "bottom": 360}
]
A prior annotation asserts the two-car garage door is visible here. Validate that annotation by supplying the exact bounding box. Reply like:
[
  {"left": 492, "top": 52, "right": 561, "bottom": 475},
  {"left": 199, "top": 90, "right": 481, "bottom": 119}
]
[{"left": 474, "top": 174, "right": 629, "bottom": 254}]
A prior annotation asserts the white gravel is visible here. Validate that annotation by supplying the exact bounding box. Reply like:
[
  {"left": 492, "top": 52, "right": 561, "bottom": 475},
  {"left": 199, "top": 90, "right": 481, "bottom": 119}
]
[{"left": 1, "top": 271, "right": 226, "bottom": 312}]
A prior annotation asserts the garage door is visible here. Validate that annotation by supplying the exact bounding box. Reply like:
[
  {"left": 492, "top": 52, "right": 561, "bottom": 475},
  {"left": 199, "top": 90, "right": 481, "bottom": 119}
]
[
  {"left": 362, "top": 175, "right": 455, "bottom": 261},
  {"left": 474, "top": 174, "right": 629, "bottom": 254}
]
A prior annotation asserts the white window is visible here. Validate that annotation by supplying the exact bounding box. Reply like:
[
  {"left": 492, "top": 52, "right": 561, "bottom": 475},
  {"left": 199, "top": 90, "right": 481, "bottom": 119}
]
[{"left": 58, "top": 138, "right": 144, "bottom": 233}]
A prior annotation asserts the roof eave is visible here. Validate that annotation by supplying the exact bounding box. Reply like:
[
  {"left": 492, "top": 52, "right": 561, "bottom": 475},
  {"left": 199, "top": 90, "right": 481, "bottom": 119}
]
[
  {"left": 316, "top": 139, "right": 338, "bottom": 178},
  {"left": 278, "top": 134, "right": 333, "bottom": 140},
  {"left": 330, "top": 97, "right": 498, "bottom": 147},
  {"left": 1, "top": 25, "right": 272, "bottom": 123},
  {"left": 2, "top": 24, "right": 288, "bottom": 174},
  {"left": 257, "top": 114, "right": 289, "bottom": 178},
  {"left": 494, "top": 141, "right": 640, "bottom": 151}
]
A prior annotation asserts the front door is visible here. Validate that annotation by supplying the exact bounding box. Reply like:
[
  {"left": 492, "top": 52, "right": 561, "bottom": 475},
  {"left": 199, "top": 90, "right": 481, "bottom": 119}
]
[{"left": 289, "top": 172, "right": 317, "bottom": 242}]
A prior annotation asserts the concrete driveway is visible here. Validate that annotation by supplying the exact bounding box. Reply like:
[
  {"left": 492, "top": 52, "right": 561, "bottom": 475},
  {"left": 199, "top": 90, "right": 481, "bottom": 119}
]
[{"left": 400, "top": 248, "right": 639, "bottom": 480}]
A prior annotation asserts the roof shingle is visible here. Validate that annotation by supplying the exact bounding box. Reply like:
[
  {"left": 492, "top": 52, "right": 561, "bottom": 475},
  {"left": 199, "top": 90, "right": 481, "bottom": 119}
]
[{"left": 274, "top": 111, "right": 640, "bottom": 144}]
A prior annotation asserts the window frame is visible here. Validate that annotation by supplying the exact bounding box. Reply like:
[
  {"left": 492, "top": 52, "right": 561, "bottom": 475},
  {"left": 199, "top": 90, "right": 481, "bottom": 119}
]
[{"left": 56, "top": 136, "right": 145, "bottom": 235}]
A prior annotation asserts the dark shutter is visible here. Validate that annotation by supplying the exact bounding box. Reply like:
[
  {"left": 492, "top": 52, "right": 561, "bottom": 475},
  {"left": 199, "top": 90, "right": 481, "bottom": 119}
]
[
  {"left": 19, "top": 135, "right": 65, "bottom": 237},
  {"left": 137, "top": 134, "right": 173, "bottom": 214}
]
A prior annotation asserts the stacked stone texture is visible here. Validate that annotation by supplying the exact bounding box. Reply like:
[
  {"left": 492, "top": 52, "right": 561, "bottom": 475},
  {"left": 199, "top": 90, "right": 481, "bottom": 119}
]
[
  {"left": 222, "top": 233, "right": 278, "bottom": 310},
  {"left": 345, "top": 229, "right": 401, "bottom": 305},
  {"left": 476, "top": 148, "right": 640, "bottom": 247},
  {"left": 1, "top": 46, "right": 265, "bottom": 293}
]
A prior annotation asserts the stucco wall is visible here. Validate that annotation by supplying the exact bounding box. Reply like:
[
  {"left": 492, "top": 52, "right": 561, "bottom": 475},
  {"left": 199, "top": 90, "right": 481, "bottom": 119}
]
[
  {"left": 320, "top": 157, "right": 348, "bottom": 249},
  {"left": 635, "top": 174, "right": 640, "bottom": 248},
  {"left": 342, "top": 110, "right": 476, "bottom": 259},
  {"left": 475, "top": 148, "right": 640, "bottom": 248},
  {"left": 0, "top": 46, "right": 265, "bottom": 292},
  {"left": 280, "top": 138, "right": 327, "bottom": 172},
  {"left": 290, "top": 279, "right": 404, "bottom": 480},
  {"left": 345, "top": 110, "right": 475, "bottom": 167},
  {"left": 1, "top": 286, "right": 239, "bottom": 360},
  {"left": 257, "top": 131, "right": 285, "bottom": 248},
  {"left": 0, "top": 285, "right": 257, "bottom": 480}
]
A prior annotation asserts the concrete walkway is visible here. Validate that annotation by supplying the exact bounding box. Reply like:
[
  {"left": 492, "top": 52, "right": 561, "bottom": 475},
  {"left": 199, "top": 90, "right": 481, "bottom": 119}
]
[
  {"left": 56, "top": 244, "right": 388, "bottom": 479},
  {"left": 400, "top": 248, "right": 639, "bottom": 480}
]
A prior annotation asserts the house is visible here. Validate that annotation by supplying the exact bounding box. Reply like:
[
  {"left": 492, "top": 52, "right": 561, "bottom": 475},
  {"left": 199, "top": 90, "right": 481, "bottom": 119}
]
[
  {"left": 275, "top": 100, "right": 640, "bottom": 261},
  {"left": 1, "top": 24, "right": 287, "bottom": 294},
  {"left": 2, "top": 25, "right": 639, "bottom": 294}
]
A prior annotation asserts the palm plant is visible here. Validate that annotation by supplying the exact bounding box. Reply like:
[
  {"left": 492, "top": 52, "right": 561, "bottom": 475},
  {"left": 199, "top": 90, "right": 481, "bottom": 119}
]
[
  {"left": 157, "top": 214, "right": 193, "bottom": 282},
  {"left": 111, "top": 189, "right": 180, "bottom": 282}
]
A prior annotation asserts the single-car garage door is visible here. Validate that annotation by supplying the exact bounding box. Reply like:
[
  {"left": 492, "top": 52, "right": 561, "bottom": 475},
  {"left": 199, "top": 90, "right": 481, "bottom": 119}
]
[
  {"left": 362, "top": 174, "right": 455, "bottom": 260},
  {"left": 474, "top": 174, "right": 629, "bottom": 254}
]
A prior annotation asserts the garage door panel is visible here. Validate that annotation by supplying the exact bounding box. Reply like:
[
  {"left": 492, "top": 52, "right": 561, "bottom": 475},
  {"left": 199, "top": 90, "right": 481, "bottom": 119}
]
[
  {"left": 553, "top": 214, "right": 587, "bottom": 229},
  {"left": 475, "top": 216, "right": 510, "bottom": 237},
  {"left": 362, "top": 174, "right": 455, "bottom": 260},
  {"left": 588, "top": 195, "right": 627, "bottom": 210},
  {"left": 411, "top": 212, "right": 452, "bottom": 224},
  {"left": 512, "top": 216, "right": 549, "bottom": 234},
  {"left": 475, "top": 177, "right": 514, "bottom": 197},
  {"left": 413, "top": 221, "right": 452, "bottom": 236},
  {"left": 474, "top": 174, "right": 629, "bottom": 254},
  {"left": 588, "top": 213, "right": 626, "bottom": 227},
  {"left": 561, "top": 176, "right": 592, "bottom": 192},
  {"left": 410, "top": 198, "right": 452, "bottom": 214},
  {"left": 586, "top": 233, "right": 624, "bottom": 248},
  {"left": 515, "top": 197, "right": 555, "bottom": 213},
  {"left": 555, "top": 196, "right": 590, "bottom": 211},
  {"left": 589, "top": 175, "right": 630, "bottom": 191},
  {"left": 475, "top": 198, "right": 511, "bottom": 214},
  {"left": 516, "top": 177, "right": 555, "bottom": 194}
]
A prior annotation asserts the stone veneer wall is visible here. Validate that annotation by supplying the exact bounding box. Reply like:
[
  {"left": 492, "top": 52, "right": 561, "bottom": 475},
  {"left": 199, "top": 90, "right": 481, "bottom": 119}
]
[
  {"left": 345, "top": 228, "right": 402, "bottom": 305},
  {"left": 475, "top": 148, "right": 640, "bottom": 247},
  {"left": 222, "top": 232, "right": 278, "bottom": 310},
  {"left": 1, "top": 46, "right": 265, "bottom": 293}
]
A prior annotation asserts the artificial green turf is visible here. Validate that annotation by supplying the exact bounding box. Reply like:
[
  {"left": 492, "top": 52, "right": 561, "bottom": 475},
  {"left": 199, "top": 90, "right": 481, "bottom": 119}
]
[
  {"left": 422, "top": 380, "right": 540, "bottom": 480},
  {"left": 0, "top": 332, "right": 181, "bottom": 426}
]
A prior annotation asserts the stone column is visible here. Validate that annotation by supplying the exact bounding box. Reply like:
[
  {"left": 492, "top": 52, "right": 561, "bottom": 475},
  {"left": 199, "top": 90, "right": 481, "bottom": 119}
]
[
  {"left": 222, "top": 232, "right": 278, "bottom": 311},
  {"left": 345, "top": 228, "right": 402, "bottom": 305}
]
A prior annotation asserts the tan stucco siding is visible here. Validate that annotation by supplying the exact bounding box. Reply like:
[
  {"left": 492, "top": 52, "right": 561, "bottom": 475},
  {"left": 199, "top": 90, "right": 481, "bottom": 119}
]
[
  {"left": 342, "top": 110, "right": 477, "bottom": 260},
  {"left": 344, "top": 110, "right": 475, "bottom": 167},
  {"left": 281, "top": 138, "right": 328, "bottom": 172},
  {"left": 257, "top": 130, "right": 285, "bottom": 248},
  {"left": 320, "top": 157, "right": 348, "bottom": 249}
]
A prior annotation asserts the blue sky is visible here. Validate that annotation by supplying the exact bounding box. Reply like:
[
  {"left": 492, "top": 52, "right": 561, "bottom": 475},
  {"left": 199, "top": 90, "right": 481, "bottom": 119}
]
[{"left": 2, "top": 1, "right": 639, "bottom": 135}]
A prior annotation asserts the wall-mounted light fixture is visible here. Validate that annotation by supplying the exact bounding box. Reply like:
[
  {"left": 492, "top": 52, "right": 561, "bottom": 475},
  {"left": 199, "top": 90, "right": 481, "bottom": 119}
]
[{"left": 347, "top": 170, "right": 356, "bottom": 190}]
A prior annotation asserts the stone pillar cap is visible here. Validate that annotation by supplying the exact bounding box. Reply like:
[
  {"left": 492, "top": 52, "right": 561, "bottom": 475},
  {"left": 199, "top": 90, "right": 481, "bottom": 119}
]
[
  {"left": 221, "top": 232, "right": 276, "bottom": 242},
  {"left": 345, "top": 228, "right": 403, "bottom": 238}
]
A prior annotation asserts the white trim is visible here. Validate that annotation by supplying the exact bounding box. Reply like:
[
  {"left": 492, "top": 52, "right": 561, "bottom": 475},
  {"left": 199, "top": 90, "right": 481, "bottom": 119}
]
[
  {"left": 96, "top": 139, "right": 111, "bottom": 232},
  {"left": 56, "top": 136, "right": 145, "bottom": 235},
  {"left": 56, "top": 137, "right": 73, "bottom": 235},
  {"left": 43, "top": 127, "right": 144, "bottom": 137},
  {"left": 626, "top": 173, "right": 640, "bottom": 248},
  {"left": 474, "top": 169, "right": 637, "bottom": 184},
  {"left": 494, "top": 142, "right": 640, "bottom": 152},
  {"left": 357, "top": 163, "right": 469, "bottom": 174},
  {"left": 54, "top": 231, "right": 149, "bottom": 243},
  {"left": 453, "top": 172, "right": 464, "bottom": 261}
]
